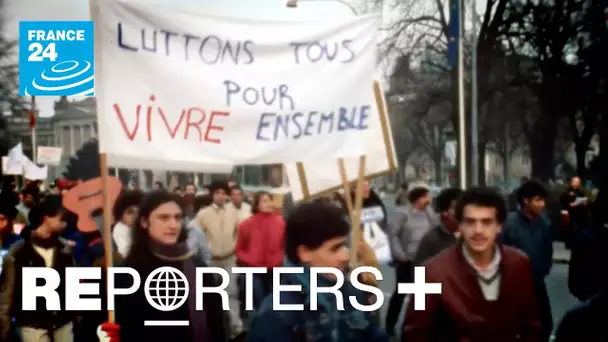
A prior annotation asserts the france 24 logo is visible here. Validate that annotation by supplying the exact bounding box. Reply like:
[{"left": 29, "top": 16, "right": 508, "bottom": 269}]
[{"left": 19, "top": 21, "right": 94, "bottom": 97}]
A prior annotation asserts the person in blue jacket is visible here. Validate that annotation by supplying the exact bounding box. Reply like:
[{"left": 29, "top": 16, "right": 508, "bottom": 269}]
[
  {"left": 247, "top": 201, "right": 387, "bottom": 342},
  {"left": 501, "top": 180, "right": 553, "bottom": 342},
  {"left": 59, "top": 210, "right": 88, "bottom": 261}
]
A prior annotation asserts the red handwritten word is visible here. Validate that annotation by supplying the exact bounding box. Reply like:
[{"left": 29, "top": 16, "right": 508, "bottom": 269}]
[{"left": 113, "top": 95, "right": 230, "bottom": 144}]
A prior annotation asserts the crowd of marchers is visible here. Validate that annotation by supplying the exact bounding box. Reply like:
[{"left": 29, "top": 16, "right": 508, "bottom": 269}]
[{"left": 0, "top": 174, "right": 605, "bottom": 342}]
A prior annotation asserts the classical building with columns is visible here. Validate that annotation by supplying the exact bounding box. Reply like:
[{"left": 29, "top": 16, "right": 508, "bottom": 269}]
[
  {"left": 50, "top": 96, "right": 98, "bottom": 181},
  {"left": 42, "top": 97, "right": 288, "bottom": 189}
]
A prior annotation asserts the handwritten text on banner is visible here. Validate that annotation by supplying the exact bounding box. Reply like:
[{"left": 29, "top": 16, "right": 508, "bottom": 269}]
[{"left": 93, "top": 0, "right": 380, "bottom": 165}]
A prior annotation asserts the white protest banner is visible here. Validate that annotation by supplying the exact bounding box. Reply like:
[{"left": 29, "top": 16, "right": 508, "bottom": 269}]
[
  {"left": 37, "top": 146, "right": 63, "bottom": 166},
  {"left": 2, "top": 157, "right": 23, "bottom": 175},
  {"left": 92, "top": 0, "right": 380, "bottom": 165},
  {"left": 285, "top": 81, "right": 397, "bottom": 201},
  {"left": 106, "top": 154, "right": 234, "bottom": 174},
  {"left": 6, "top": 143, "right": 27, "bottom": 174}
]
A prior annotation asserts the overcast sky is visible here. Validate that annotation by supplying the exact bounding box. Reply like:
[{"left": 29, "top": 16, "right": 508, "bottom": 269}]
[{"left": 4, "top": 0, "right": 366, "bottom": 117}]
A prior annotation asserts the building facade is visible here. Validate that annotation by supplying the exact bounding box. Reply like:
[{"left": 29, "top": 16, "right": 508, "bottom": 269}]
[
  {"left": 5, "top": 114, "right": 54, "bottom": 161},
  {"left": 50, "top": 97, "right": 98, "bottom": 181}
]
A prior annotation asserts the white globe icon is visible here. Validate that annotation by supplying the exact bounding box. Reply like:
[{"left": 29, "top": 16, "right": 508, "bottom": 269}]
[{"left": 144, "top": 267, "right": 190, "bottom": 312}]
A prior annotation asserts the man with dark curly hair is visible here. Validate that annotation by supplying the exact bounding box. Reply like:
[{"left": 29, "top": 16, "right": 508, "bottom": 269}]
[
  {"left": 247, "top": 201, "right": 387, "bottom": 342},
  {"left": 403, "top": 187, "right": 540, "bottom": 341},
  {"left": 195, "top": 180, "right": 243, "bottom": 339}
]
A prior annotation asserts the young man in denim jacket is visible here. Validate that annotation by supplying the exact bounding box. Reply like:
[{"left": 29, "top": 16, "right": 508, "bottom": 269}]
[{"left": 247, "top": 201, "right": 387, "bottom": 342}]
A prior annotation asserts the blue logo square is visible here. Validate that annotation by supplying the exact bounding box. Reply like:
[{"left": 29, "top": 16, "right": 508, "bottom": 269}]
[{"left": 19, "top": 21, "right": 94, "bottom": 97}]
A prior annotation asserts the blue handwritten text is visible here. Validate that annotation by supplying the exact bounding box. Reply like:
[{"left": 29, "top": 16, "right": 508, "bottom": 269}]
[
  {"left": 117, "top": 23, "right": 255, "bottom": 65},
  {"left": 255, "top": 105, "right": 370, "bottom": 141},
  {"left": 290, "top": 40, "right": 355, "bottom": 64},
  {"left": 224, "top": 80, "right": 295, "bottom": 111}
]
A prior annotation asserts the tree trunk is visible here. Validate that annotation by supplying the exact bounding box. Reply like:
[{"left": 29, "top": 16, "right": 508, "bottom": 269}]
[
  {"left": 397, "top": 152, "right": 410, "bottom": 183},
  {"left": 477, "top": 141, "right": 487, "bottom": 186},
  {"left": 594, "top": 0, "right": 608, "bottom": 196},
  {"left": 599, "top": 80, "right": 608, "bottom": 196},
  {"left": 600, "top": 115, "right": 608, "bottom": 195},
  {"left": 569, "top": 112, "right": 595, "bottom": 181},
  {"left": 433, "top": 152, "right": 443, "bottom": 185},
  {"left": 502, "top": 149, "right": 510, "bottom": 182},
  {"left": 530, "top": 129, "right": 557, "bottom": 182},
  {"left": 598, "top": 73, "right": 608, "bottom": 194},
  {"left": 529, "top": 87, "right": 559, "bottom": 182},
  {"left": 450, "top": 54, "right": 465, "bottom": 188},
  {"left": 575, "top": 142, "right": 588, "bottom": 181}
]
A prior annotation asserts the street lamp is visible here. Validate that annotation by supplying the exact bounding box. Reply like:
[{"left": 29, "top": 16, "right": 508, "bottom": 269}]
[
  {"left": 29, "top": 96, "right": 37, "bottom": 164},
  {"left": 285, "top": 0, "right": 359, "bottom": 15},
  {"left": 470, "top": 0, "right": 479, "bottom": 186}
]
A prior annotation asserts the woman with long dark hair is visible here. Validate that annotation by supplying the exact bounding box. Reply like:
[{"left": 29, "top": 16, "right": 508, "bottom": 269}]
[
  {"left": 111, "top": 190, "right": 143, "bottom": 257},
  {"left": 103, "top": 190, "right": 227, "bottom": 341}
]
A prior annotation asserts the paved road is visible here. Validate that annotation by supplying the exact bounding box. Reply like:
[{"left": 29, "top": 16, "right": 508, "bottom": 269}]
[{"left": 377, "top": 194, "right": 580, "bottom": 333}]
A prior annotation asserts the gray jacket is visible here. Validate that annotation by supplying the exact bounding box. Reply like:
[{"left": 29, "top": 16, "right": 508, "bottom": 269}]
[{"left": 389, "top": 204, "right": 440, "bottom": 263}]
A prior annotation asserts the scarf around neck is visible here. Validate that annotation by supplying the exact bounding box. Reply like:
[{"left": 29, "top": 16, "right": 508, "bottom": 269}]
[{"left": 149, "top": 239, "right": 194, "bottom": 261}]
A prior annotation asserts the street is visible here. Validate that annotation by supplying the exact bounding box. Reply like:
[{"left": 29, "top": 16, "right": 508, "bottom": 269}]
[{"left": 377, "top": 194, "right": 580, "bottom": 335}]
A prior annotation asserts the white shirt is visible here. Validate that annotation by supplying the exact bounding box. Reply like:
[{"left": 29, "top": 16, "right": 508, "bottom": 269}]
[
  {"left": 32, "top": 245, "right": 55, "bottom": 268},
  {"left": 226, "top": 202, "right": 252, "bottom": 224},
  {"left": 112, "top": 221, "right": 132, "bottom": 257},
  {"left": 462, "top": 245, "right": 502, "bottom": 301}
]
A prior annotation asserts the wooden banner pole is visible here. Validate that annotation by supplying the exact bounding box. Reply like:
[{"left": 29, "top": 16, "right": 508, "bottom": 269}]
[
  {"left": 338, "top": 159, "right": 354, "bottom": 215},
  {"left": 99, "top": 153, "right": 115, "bottom": 323},
  {"left": 351, "top": 156, "right": 366, "bottom": 266},
  {"left": 89, "top": 0, "right": 114, "bottom": 323},
  {"left": 338, "top": 156, "right": 366, "bottom": 269},
  {"left": 338, "top": 159, "right": 356, "bottom": 269}
]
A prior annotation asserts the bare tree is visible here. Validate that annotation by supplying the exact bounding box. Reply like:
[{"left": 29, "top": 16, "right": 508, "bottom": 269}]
[
  {"left": 388, "top": 54, "right": 452, "bottom": 184},
  {"left": 407, "top": 148, "right": 432, "bottom": 179},
  {"left": 382, "top": 0, "right": 532, "bottom": 185},
  {"left": 411, "top": 100, "right": 451, "bottom": 184},
  {"left": 485, "top": 87, "right": 529, "bottom": 180},
  {"left": 507, "top": 0, "right": 589, "bottom": 181},
  {"left": 388, "top": 95, "right": 416, "bottom": 183},
  {"left": 0, "top": 0, "right": 27, "bottom": 157}
]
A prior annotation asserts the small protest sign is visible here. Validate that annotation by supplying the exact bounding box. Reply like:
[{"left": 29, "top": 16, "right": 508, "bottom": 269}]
[
  {"left": 285, "top": 81, "right": 397, "bottom": 201},
  {"left": 37, "top": 146, "right": 63, "bottom": 165},
  {"left": 62, "top": 176, "right": 122, "bottom": 232}
]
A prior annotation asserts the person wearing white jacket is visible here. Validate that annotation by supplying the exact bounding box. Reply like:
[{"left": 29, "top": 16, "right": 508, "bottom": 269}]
[{"left": 111, "top": 190, "right": 143, "bottom": 257}]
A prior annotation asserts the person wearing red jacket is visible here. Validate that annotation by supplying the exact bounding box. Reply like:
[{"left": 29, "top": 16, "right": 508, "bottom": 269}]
[{"left": 235, "top": 191, "right": 285, "bottom": 310}]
